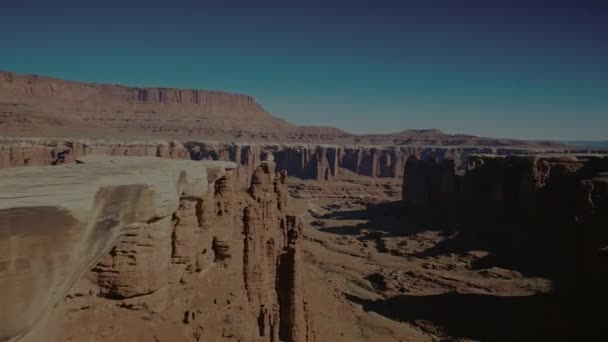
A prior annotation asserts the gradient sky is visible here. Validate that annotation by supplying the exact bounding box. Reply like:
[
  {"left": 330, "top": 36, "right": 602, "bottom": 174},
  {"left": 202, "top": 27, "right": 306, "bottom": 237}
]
[{"left": 1, "top": 0, "right": 607, "bottom": 140}]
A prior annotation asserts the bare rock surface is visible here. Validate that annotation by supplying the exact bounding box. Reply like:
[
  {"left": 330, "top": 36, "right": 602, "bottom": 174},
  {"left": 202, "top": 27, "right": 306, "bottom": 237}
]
[
  {"left": 1, "top": 156, "right": 313, "bottom": 342},
  {"left": 0, "top": 156, "right": 234, "bottom": 341}
]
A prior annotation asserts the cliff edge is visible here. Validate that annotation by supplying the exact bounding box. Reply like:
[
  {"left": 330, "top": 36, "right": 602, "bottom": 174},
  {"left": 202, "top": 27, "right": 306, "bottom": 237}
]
[{"left": 0, "top": 156, "right": 311, "bottom": 342}]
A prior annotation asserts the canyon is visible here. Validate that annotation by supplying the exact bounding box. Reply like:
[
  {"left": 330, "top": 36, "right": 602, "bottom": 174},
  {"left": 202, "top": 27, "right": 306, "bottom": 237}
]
[
  {"left": 2, "top": 138, "right": 605, "bottom": 186},
  {"left": 2, "top": 70, "right": 604, "bottom": 186},
  {"left": 401, "top": 154, "right": 608, "bottom": 338},
  {"left": 1, "top": 71, "right": 606, "bottom": 341}
]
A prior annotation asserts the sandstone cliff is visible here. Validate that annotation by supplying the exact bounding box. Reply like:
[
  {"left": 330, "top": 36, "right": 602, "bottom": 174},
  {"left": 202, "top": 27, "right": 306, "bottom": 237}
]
[
  {"left": 402, "top": 154, "right": 608, "bottom": 213},
  {"left": 0, "top": 70, "right": 294, "bottom": 140},
  {"left": 0, "top": 156, "right": 310, "bottom": 342},
  {"left": 401, "top": 153, "right": 608, "bottom": 335},
  {"left": 3, "top": 138, "right": 604, "bottom": 188}
]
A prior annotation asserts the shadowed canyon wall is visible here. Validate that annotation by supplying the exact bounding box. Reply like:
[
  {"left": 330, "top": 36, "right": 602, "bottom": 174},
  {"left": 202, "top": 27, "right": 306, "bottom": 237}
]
[
  {"left": 187, "top": 142, "right": 605, "bottom": 182},
  {"left": 403, "top": 154, "right": 608, "bottom": 213},
  {"left": 3, "top": 138, "right": 604, "bottom": 186},
  {"left": 402, "top": 154, "right": 608, "bottom": 337}
]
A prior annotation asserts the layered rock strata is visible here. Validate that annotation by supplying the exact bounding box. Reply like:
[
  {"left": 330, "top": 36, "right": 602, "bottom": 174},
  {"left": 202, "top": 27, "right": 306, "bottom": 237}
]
[
  {"left": 188, "top": 142, "right": 605, "bottom": 182},
  {"left": 1, "top": 70, "right": 567, "bottom": 147},
  {"left": 4, "top": 138, "right": 604, "bottom": 186},
  {"left": 0, "top": 70, "right": 294, "bottom": 139},
  {"left": 402, "top": 154, "right": 608, "bottom": 213},
  {"left": 0, "top": 156, "right": 310, "bottom": 342},
  {"left": 0, "top": 138, "right": 190, "bottom": 168}
]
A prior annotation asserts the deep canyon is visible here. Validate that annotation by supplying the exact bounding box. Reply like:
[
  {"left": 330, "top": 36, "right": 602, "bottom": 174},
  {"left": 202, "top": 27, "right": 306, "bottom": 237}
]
[{"left": 1, "top": 71, "right": 606, "bottom": 341}]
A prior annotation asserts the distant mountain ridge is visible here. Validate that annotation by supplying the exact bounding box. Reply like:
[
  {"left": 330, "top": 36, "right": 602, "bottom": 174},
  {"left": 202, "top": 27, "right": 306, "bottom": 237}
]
[
  {"left": 0, "top": 70, "right": 564, "bottom": 147},
  {"left": 562, "top": 141, "right": 608, "bottom": 149}
]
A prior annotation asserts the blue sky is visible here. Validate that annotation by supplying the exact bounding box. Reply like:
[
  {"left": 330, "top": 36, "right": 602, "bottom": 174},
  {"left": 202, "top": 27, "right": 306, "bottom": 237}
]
[{"left": 1, "top": 1, "right": 607, "bottom": 140}]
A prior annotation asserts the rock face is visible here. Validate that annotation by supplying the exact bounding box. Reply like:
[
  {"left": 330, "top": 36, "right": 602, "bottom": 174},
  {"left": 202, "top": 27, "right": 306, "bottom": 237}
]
[
  {"left": 3, "top": 138, "right": 606, "bottom": 187},
  {"left": 243, "top": 163, "right": 309, "bottom": 342},
  {"left": 0, "top": 156, "right": 310, "bottom": 342},
  {"left": 143, "top": 142, "right": 608, "bottom": 184},
  {"left": 0, "top": 70, "right": 294, "bottom": 140},
  {"left": 402, "top": 153, "right": 608, "bottom": 328},
  {"left": 403, "top": 156, "right": 457, "bottom": 206},
  {"left": 403, "top": 154, "right": 608, "bottom": 213},
  {"left": 0, "top": 138, "right": 190, "bottom": 168}
]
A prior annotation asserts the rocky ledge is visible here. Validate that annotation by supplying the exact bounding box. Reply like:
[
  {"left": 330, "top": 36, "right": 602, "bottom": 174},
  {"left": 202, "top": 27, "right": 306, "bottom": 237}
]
[{"left": 0, "top": 156, "right": 310, "bottom": 342}]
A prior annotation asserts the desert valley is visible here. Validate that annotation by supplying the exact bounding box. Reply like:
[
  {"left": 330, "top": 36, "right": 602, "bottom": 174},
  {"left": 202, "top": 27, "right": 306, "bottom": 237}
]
[{"left": 0, "top": 70, "right": 606, "bottom": 342}]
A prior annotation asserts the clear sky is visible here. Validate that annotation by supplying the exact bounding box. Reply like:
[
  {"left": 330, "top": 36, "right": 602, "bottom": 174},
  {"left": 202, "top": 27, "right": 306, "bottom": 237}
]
[{"left": 1, "top": 0, "right": 607, "bottom": 140}]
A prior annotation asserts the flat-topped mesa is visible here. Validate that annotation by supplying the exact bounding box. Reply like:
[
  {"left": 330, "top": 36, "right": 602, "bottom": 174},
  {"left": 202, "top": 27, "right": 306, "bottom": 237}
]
[
  {"left": 0, "top": 156, "right": 235, "bottom": 341},
  {"left": 0, "top": 70, "right": 576, "bottom": 146},
  {"left": 0, "top": 71, "right": 294, "bottom": 139},
  {"left": 0, "top": 70, "right": 260, "bottom": 107}
]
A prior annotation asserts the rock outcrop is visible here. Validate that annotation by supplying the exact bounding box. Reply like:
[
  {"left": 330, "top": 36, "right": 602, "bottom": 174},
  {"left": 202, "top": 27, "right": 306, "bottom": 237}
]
[
  {"left": 401, "top": 153, "right": 608, "bottom": 333},
  {"left": 0, "top": 156, "right": 310, "bottom": 342}
]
